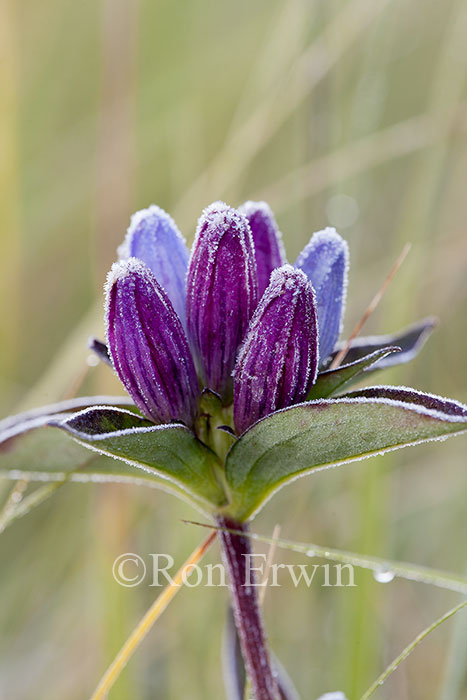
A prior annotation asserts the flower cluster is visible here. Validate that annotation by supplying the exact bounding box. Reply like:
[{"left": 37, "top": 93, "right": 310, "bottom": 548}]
[{"left": 105, "top": 201, "right": 348, "bottom": 436}]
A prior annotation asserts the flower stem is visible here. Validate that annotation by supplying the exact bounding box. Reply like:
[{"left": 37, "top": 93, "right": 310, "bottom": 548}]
[{"left": 217, "top": 516, "right": 280, "bottom": 700}]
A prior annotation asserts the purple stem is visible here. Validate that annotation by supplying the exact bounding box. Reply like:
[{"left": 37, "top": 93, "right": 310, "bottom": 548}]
[{"left": 217, "top": 516, "right": 280, "bottom": 700}]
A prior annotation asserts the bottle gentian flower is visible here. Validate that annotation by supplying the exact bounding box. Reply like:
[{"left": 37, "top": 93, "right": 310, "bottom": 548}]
[
  {"left": 118, "top": 205, "right": 189, "bottom": 328},
  {"left": 295, "top": 227, "right": 349, "bottom": 364},
  {"left": 105, "top": 257, "right": 199, "bottom": 428},
  {"left": 234, "top": 265, "right": 318, "bottom": 435},
  {"left": 238, "top": 200, "right": 285, "bottom": 296},
  {"left": 3, "top": 197, "right": 467, "bottom": 700},
  {"left": 186, "top": 201, "right": 259, "bottom": 399}
]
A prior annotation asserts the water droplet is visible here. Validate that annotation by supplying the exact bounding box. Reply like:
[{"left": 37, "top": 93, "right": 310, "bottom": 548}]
[
  {"left": 306, "top": 549, "right": 316, "bottom": 558},
  {"left": 373, "top": 568, "right": 395, "bottom": 583},
  {"left": 87, "top": 354, "right": 99, "bottom": 367}
]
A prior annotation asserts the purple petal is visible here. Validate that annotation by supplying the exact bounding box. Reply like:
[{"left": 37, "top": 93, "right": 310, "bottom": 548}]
[
  {"left": 295, "top": 228, "right": 349, "bottom": 364},
  {"left": 186, "top": 202, "right": 259, "bottom": 398},
  {"left": 105, "top": 259, "right": 200, "bottom": 427},
  {"left": 238, "top": 201, "right": 285, "bottom": 296},
  {"left": 118, "top": 205, "right": 189, "bottom": 328},
  {"left": 234, "top": 265, "right": 319, "bottom": 434}
]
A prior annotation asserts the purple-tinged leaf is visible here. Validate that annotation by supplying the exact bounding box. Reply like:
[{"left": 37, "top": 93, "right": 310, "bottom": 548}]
[
  {"left": 327, "top": 317, "right": 438, "bottom": 370},
  {"left": 105, "top": 259, "right": 200, "bottom": 427},
  {"left": 118, "top": 205, "right": 189, "bottom": 328},
  {"left": 0, "top": 414, "right": 220, "bottom": 510},
  {"left": 0, "top": 396, "right": 135, "bottom": 445},
  {"left": 52, "top": 406, "right": 226, "bottom": 509},
  {"left": 88, "top": 337, "right": 112, "bottom": 366},
  {"left": 0, "top": 421, "right": 157, "bottom": 484},
  {"left": 238, "top": 201, "right": 285, "bottom": 296},
  {"left": 307, "top": 347, "right": 401, "bottom": 400},
  {"left": 295, "top": 228, "right": 349, "bottom": 364},
  {"left": 342, "top": 385, "right": 467, "bottom": 416},
  {"left": 225, "top": 390, "right": 467, "bottom": 520},
  {"left": 186, "top": 202, "right": 258, "bottom": 398},
  {"left": 234, "top": 265, "right": 318, "bottom": 435}
]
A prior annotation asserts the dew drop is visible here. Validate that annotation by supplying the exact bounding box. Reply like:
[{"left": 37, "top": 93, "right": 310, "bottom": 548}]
[
  {"left": 306, "top": 549, "right": 316, "bottom": 558},
  {"left": 373, "top": 568, "right": 395, "bottom": 583}
]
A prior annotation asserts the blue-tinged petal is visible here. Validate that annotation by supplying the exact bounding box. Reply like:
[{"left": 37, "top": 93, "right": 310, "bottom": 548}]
[
  {"left": 295, "top": 227, "right": 349, "bottom": 364},
  {"left": 233, "top": 265, "right": 318, "bottom": 435},
  {"left": 238, "top": 201, "right": 285, "bottom": 296},
  {"left": 186, "top": 202, "right": 258, "bottom": 399},
  {"left": 118, "top": 205, "right": 189, "bottom": 328},
  {"left": 105, "top": 258, "right": 200, "bottom": 427}
]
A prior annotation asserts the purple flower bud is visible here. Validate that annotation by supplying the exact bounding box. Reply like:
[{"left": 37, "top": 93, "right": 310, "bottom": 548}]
[
  {"left": 105, "top": 258, "right": 200, "bottom": 427},
  {"left": 295, "top": 228, "right": 349, "bottom": 364},
  {"left": 238, "top": 201, "right": 285, "bottom": 296},
  {"left": 186, "top": 202, "right": 259, "bottom": 398},
  {"left": 233, "top": 265, "right": 319, "bottom": 434},
  {"left": 118, "top": 206, "right": 189, "bottom": 329}
]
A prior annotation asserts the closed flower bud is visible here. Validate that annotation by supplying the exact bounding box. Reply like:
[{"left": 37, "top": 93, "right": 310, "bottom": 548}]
[
  {"left": 105, "top": 258, "right": 199, "bottom": 427},
  {"left": 234, "top": 265, "right": 319, "bottom": 434},
  {"left": 118, "top": 205, "right": 189, "bottom": 328},
  {"left": 295, "top": 228, "right": 349, "bottom": 364},
  {"left": 186, "top": 202, "right": 258, "bottom": 398},
  {"left": 239, "top": 200, "right": 285, "bottom": 297}
]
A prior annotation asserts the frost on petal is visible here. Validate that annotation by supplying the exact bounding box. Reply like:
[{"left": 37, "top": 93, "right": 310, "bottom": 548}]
[
  {"left": 239, "top": 200, "right": 285, "bottom": 296},
  {"left": 233, "top": 264, "right": 318, "bottom": 434},
  {"left": 186, "top": 202, "right": 259, "bottom": 398},
  {"left": 295, "top": 228, "right": 349, "bottom": 365},
  {"left": 105, "top": 259, "right": 200, "bottom": 427},
  {"left": 118, "top": 205, "right": 189, "bottom": 328}
]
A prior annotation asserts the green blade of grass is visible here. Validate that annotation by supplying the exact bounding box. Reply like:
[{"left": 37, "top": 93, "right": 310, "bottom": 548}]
[{"left": 359, "top": 601, "right": 467, "bottom": 700}]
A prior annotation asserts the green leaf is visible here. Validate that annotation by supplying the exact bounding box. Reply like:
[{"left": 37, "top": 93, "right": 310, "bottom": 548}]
[
  {"left": 224, "top": 391, "right": 467, "bottom": 520},
  {"left": 52, "top": 407, "right": 227, "bottom": 510},
  {"left": 306, "top": 346, "right": 400, "bottom": 400}
]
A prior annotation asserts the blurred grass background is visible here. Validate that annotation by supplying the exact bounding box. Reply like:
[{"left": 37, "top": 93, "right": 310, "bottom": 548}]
[{"left": 1, "top": 0, "right": 467, "bottom": 698}]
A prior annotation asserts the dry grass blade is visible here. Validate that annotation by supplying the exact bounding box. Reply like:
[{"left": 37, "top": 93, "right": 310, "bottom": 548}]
[
  {"left": 329, "top": 243, "right": 411, "bottom": 369},
  {"left": 0, "top": 478, "right": 29, "bottom": 533},
  {"left": 89, "top": 530, "right": 216, "bottom": 700}
]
